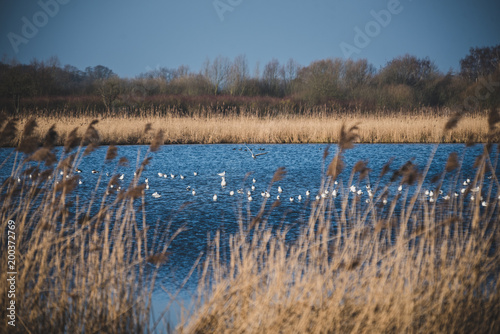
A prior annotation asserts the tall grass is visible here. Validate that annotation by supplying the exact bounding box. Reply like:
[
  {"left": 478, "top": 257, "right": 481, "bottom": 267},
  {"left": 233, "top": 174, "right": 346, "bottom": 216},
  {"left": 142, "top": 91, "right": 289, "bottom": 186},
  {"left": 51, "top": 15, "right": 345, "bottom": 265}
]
[
  {"left": 1, "top": 111, "right": 498, "bottom": 333},
  {"left": 0, "top": 118, "right": 179, "bottom": 333},
  {"left": 179, "top": 112, "right": 500, "bottom": 333},
  {"left": 6, "top": 110, "right": 490, "bottom": 146}
]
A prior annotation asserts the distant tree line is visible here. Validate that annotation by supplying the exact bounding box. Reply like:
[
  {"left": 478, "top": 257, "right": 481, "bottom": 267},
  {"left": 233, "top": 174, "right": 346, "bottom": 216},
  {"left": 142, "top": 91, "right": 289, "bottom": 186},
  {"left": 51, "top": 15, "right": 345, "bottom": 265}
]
[{"left": 0, "top": 44, "right": 498, "bottom": 115}]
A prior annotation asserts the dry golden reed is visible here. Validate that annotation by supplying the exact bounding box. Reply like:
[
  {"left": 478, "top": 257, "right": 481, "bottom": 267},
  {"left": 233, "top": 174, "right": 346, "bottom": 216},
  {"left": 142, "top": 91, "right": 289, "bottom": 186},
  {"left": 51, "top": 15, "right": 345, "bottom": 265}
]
[
  {"left": 4, "top": 110, "right": 491, "bottom": 146},
  {"left": 178, "top": 115, "right": 500, "bottom": 334},
  {"left": 0, "top": 121, "right": 183, "bottom": 333}
]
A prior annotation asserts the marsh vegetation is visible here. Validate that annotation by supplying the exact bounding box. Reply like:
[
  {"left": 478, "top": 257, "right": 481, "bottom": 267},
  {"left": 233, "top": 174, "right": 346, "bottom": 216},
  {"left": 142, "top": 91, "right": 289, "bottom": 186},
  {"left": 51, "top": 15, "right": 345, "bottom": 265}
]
[{"left": 0, "top": 110, "right": 499, "bottom": 333}]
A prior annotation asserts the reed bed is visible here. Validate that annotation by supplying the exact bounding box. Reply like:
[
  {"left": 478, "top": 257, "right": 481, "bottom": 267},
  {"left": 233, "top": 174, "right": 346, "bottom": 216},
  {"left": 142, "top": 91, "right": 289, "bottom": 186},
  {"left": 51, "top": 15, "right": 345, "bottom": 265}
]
[
  {"left": 1, "top": 111, "right": 499, "bottom": 333},
  {"left": 0, "top": 119, "right": 180, "bottom": 333},
  {"left": 179, "top": 113, "right": 500, "bottom": 333},
  {"left": 7, "top": 111, "right": 489, "bottom": 146}
]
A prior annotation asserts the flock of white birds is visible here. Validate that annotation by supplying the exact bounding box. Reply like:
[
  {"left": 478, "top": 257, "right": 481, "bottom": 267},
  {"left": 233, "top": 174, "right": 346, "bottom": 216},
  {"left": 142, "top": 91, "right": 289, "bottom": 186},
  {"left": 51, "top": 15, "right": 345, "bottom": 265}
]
[
  {"left": 67, "top": 168, "right": 497, "bottom": 208},
  {"left": 149, "top": 170, "right": 311, "bottom": 203},
  {"left": 26, "top": 162, "right": 497, "bottom": 208}
]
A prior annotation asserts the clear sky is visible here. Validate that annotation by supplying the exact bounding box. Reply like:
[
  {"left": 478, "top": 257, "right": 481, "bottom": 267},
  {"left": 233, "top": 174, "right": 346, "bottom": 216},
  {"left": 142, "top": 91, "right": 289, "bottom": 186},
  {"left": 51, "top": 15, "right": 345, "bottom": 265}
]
[{"left": 1, "top": 0, "right": 499, "bottom": 78}]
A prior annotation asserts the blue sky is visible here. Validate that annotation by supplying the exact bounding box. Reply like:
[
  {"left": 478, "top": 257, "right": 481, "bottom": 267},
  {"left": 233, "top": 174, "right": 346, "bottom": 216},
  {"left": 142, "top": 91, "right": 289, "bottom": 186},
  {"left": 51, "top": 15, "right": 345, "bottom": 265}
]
[{"left": 1, "top": 0, "right": 499, "bottom": 78}]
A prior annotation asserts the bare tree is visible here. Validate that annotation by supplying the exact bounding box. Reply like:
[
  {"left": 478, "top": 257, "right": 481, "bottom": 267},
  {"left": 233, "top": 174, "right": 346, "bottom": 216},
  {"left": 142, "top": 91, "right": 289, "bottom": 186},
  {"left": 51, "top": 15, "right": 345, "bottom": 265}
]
[
  {"left": 296, "top": 58, "right": 343, "bottom": 103},
  {"left": 342, "top": 59, "right": 375, "bottom": 90},
  {"left": 262, "top": 58, "right": 281, "bottom": 96},
  {"left": 460, "top": 45, "right": 500, "bottom": 82},
  {"left": 227, "top": 54, "right": 249, "bottom": 96},
  {"left": 280, "top": 58, "right": 301, "bottom": 96},
  {"left": 378, "top": 54, "right": 438, "bottom": 87},
  {"left": 203, "top": 55, "right": 231, "bottom": 95},
  {"left": 97, "top": 77, "right": 121, "bottom": 113}
]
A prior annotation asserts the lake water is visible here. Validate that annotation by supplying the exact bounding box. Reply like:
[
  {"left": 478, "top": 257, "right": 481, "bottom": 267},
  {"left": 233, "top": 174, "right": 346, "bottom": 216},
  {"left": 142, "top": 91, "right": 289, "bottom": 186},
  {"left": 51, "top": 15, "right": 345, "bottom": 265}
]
[{"left": 1, "top": 143, "right": 498, "bottom": 320}]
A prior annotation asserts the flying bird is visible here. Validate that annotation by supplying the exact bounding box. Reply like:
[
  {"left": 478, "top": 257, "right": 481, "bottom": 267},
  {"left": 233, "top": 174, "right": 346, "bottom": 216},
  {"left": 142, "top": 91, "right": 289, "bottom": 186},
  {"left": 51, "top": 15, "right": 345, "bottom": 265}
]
[{"left": 244, "top": 144, "right": 268, "bottom": 159}]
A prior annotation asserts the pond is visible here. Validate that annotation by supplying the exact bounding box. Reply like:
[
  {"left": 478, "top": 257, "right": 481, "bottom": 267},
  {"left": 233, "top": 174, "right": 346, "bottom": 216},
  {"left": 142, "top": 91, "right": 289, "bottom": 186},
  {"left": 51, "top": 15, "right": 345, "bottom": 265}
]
[{"left": 2, "top": 143, "right": 497, "bottom": 290}]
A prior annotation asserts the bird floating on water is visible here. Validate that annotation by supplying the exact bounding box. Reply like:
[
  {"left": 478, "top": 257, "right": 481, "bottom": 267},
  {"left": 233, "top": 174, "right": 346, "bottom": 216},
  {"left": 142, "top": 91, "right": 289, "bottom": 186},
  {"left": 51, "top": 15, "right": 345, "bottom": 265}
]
[
  {"left": 218, "top": 171, "right": 226, "bottom": 177},
  {"left": 229, "top": 190, "right": 235, "bottom": 196},
  {"left": 92, "top": 170, "right": 99, "bottom": 174},
  {"left": 306, "top": 190, "right": 310, "bottom": 196},
  {"left": 278, "top": 186, "right": 283, "bottom": 193},
  {"left": 221, "top": 177, "right": 227, "bottom": 187},
  {"left": 193, "top": 172, "right": 198, "bottom": 176},
  {"left": 75, "top": 168, "right": 82, "bottom": 173},
  {"left": 152, "top": 192, "right": 161, "bottom": 198},
  {"left": 158, "top": 172, "right": 163, "bottom": 178},
  {"left": 244, "top": 144, "right": 268, "bottom": 159},
  {"left": 213, "top": 194, "right": 218, "bottom": 201},
  {"left": 119, "top": 174, "right": 124, "bottom": 180}
]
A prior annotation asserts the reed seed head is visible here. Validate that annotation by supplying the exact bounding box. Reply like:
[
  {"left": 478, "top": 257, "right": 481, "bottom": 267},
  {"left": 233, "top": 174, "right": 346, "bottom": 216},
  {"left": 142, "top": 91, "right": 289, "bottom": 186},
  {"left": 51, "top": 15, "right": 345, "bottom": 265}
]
[
  {"left": 43, "top": 124, "right": 58, "bottom": 148},
  {"left": 338, "top": 123, "right": 360, "bottom": 151},
  {"left": 327, "top": 154, "right": 344, "bottom": 180},
  {"left": 150, "top": 129, "right": 164, "bottom": 152},
  {"left": 0, "top": 118, "right": 18, "bottom": 144},
  {"left": 488, "top": 108, "right": 500, "bottom": 132},
  {"left": 83, "top": 120, "right": 100, "bottom": 144},
  {"left": 64, "top": 127, "right": 81, "bottom": 153},
  {"left": 83, "top": 142, "right": 99, "bottom": 156},
  {"left": 118, "top": 157, "right": 129, "bottom": 166},
  {"left": 105, "top": 145, "right": 118, "bottom": 161},
  {"left": 30, "top": 147, "right": 57, "bottom": 166},
  {"left": 380, "top": 157, "right": 394, "bottom": 178},
  {"left": 271, "top": 167, "right": 287, "bottom": 183},
  {"left": 444, "top": 112, "right": 462, "bottom": 132},
  {"left": 445, "top": 152, "right": 459, "bottom": 172}
]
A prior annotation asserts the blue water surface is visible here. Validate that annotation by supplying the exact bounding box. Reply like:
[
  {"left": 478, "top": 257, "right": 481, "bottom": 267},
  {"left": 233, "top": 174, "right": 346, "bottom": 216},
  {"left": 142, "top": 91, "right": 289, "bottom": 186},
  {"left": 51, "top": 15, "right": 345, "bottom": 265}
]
[{"left": 1, "top": 143, "right": 498, "bottom": 292}]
